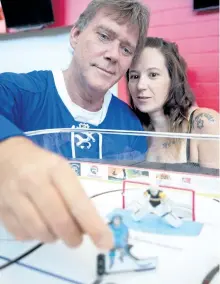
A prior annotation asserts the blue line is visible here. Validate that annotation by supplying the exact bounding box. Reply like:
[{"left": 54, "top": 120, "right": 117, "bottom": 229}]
[{"left": 0, "top": 255, "right": 84, "bottom": 284}]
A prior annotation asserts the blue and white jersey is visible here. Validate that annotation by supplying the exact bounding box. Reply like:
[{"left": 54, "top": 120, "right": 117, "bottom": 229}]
[{"left": 0, "top": 70, "right": 147, "bottom": 162}]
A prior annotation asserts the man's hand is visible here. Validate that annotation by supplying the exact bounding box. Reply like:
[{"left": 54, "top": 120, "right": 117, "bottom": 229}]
[{"left": 0, "top": 137, "right": 113, "bottom": 249}]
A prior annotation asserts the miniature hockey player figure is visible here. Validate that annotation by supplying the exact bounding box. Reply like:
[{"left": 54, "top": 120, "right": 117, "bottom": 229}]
[
  {"left": 132, "top": 185, "right": 182, "bottom": 228},
  {"left": 96, "top": 214, "right": 158, "bottom": 275},
  {"left": 108, "top": 215, "right": 130, "bottom": 268}
]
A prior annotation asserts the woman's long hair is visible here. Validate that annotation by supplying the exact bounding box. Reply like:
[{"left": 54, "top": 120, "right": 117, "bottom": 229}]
[{"left": 126, "top": 37, "right": 195, "bottom": 132}]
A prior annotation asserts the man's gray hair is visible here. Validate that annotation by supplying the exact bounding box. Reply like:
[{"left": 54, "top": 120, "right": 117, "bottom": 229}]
[{"left": 74, "top": 0, "right": 150, "bottom": 62}]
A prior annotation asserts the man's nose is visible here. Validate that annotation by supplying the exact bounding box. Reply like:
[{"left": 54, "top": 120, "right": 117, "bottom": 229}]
[{"left": 104, "top": 42, "right": 120, "bottom": 63}]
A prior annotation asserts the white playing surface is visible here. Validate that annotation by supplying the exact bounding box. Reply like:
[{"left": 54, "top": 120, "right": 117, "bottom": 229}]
[{"left": 0, "top": 177, "right": 220, "bottom": 284}]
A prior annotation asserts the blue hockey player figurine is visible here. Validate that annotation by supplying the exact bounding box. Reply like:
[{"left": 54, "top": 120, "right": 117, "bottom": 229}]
[
  {"left": 108, "top": 215, "right": 129, "bottom": 268},
  {"left": 96, "top": 213, "right": 158, "bottom": 276}
]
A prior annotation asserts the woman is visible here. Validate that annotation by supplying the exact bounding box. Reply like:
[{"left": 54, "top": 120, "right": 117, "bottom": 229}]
[{"left": 126, "top": 37, "right": 219, "bottom": 169}]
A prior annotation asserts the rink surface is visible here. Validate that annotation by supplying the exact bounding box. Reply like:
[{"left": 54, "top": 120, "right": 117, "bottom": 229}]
[{"left": 0, "top": 178, "right": 220, "bottom": 284}]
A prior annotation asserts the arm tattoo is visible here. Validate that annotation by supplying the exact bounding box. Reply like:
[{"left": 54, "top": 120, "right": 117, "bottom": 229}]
[
  {"left": 162, "top": 139, "right": 180, "bottom": 149},
  {"left": 195, "top": 115, "right": 204, "bottom": 129},
  {"left": 204, "top": 113, "right": 215, "bottom": 122},
  {"left": 193, "top": 113, "right": 215, "bottom": 130},
  {"left": 162, "top": 140, "right": 175, "bottom": 149}
]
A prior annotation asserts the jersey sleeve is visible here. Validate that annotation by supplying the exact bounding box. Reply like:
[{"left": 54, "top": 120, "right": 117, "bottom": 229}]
[
  {"left": 0, "top": 72, "right": 27, "bottom": 142},
  {"left": 0, "top": 115, "right": 26, "bottom": 141}
]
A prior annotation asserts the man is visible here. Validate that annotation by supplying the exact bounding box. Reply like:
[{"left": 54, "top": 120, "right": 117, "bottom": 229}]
[{"left": 0, "top": 0, "right": 150, "bottom": 249}]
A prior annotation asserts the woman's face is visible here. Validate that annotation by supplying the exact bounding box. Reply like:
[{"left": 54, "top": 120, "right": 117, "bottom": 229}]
[{"left": 128, "top": 47, "right": 171, "bottom": 114}]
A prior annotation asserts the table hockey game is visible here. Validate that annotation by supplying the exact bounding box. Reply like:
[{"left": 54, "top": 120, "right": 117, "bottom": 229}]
[
  {"left": 1, "top": 159, "right": 220, "bottom": 284},
  {"left": 0, "top": 128, "right": 219, "bottom": 284}
]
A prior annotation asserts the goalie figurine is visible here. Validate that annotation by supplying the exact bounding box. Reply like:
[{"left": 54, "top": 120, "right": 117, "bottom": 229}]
[{"left": 131, "top": 185, "right": 183, "bottom": 228}]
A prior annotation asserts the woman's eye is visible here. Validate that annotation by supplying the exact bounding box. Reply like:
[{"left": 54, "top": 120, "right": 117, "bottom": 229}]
[
  {"left": 130, "top": 75, "right": 139, "bottom": 80},
  {"left": 149, "top": 72, "right": 159, "bottom": 78}
]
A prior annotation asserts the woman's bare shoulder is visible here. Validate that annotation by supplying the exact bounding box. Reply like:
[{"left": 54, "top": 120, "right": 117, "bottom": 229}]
[{"left": 190, "top": 107, "right": 219, "bottom": 134}]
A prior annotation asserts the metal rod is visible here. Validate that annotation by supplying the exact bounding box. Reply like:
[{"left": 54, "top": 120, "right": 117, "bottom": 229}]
[{"left": 25, "top": 128, "right": 220, "bottom": 141}]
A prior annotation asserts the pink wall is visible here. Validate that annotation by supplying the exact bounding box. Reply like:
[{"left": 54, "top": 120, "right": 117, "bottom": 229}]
[
  {"left": 118, "top": 0, "right": 219, "bottom": 112},
  {"left": 50, "top": 0, "right": 90, "bottom": 28}
]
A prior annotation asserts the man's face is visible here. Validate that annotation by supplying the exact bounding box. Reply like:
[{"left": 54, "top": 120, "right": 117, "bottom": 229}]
[{"left": 70, "top": 8, "right": 139, "bottom": 95}]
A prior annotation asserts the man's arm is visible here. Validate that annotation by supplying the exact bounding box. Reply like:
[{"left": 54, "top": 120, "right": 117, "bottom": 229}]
[
  {"left": 0, "top": 115, "right": 26, "bottom": 141},
  {"left": 0, "top": 73, "right": 113, "bottom": 248},
  {"left": 0, "top": 72, "right": 37, "bottom": 143},
  {"left": 0, "top": 73, "right": 25, "bottom": 141}
]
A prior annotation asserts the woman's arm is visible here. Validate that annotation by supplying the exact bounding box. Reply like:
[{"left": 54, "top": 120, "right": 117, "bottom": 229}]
[{"left": 192, "top": 108, "right": 220, "bottom": 169}]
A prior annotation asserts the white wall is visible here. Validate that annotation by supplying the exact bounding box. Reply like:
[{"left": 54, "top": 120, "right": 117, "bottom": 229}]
[
  {"left": 0, "top": 26, "right": 118, "bottom": 95},
  {"left": 0, "top": 26, "right": 72, "bottom": 72}
]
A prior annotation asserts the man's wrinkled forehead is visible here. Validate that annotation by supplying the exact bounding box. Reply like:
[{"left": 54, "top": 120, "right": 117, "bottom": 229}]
[
  {"left": 89, "top": 8, "right": 139, "bottom": 47},
  {"left": 93, "top": 7, "right": 140, "bottom": 31}
]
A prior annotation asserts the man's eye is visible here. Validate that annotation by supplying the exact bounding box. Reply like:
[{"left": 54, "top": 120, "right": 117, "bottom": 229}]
[
  {"left": 122, "top": 47, "right": 132, "bottom": 56},
  {"left": 98, "top": 32, "right": 109, "bottom": 41}
]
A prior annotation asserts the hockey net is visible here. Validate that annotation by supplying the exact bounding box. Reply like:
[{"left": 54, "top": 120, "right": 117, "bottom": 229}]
[{"left": 122, "top": 180, "right": 196, "bottom": 221}]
